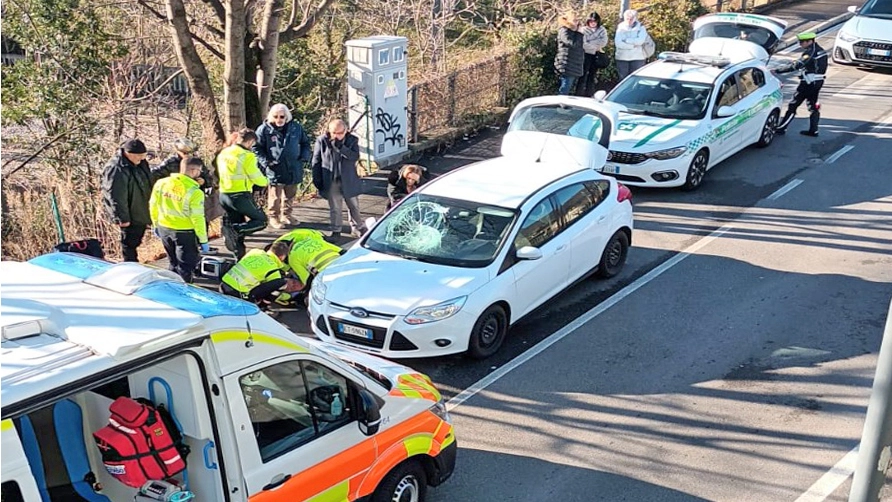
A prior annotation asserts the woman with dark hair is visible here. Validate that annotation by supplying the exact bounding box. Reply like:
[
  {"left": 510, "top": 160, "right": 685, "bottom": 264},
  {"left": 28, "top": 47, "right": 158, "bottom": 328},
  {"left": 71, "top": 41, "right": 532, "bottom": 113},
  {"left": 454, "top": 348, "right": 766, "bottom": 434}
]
[
  {"left": 386, "top": 164, "right": 429, "bottom": 209},
  {"left": 576, "top": 12, "right": 608, "bottom": 97}
]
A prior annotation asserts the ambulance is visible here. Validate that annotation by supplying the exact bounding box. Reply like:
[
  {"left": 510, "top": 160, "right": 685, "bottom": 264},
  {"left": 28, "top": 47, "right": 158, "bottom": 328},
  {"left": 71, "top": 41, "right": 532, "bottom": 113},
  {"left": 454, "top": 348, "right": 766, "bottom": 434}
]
[{"left": 0, "top": 252, "right": 456, "bottom": 502}]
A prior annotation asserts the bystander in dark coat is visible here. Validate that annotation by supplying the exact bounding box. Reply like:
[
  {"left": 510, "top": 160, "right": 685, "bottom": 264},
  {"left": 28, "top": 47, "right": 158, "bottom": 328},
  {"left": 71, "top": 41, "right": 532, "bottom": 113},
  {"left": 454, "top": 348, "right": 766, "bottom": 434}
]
[{"left": 102, "top": 139, "right": 152, "bottom": 262}]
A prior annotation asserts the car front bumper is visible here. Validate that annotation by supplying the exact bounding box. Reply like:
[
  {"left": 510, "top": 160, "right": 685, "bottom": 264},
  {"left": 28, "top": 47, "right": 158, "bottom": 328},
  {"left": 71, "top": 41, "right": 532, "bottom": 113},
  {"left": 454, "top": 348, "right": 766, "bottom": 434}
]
[
  {"left": 833, "top": 38, "right": 892, "bottom": 68},
  {"left": 308, "top": 300, "right": 476, "bottom": 358},
  {"left": 599, "top": 156, "right": 690, "bottom": 188}
]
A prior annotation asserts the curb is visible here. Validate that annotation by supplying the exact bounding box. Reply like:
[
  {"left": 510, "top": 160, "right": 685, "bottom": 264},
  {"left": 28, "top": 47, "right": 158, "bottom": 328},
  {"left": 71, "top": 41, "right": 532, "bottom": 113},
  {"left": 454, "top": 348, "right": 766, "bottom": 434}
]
[{"left": 775, "top": 11, "right": 854, "bottom": 52}]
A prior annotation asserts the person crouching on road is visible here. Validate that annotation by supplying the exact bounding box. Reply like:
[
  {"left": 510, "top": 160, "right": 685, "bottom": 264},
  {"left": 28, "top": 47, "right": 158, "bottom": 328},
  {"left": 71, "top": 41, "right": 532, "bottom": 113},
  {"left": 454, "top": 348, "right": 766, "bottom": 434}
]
[
  {"left": 219, "top": 241, "right": 303, "bottom": 312},
  {"left": 386, "top": 164, "right": 429, "bottom": 210},
  {"left": 280, "top": 230, "right": 345, "bottom": 293},
  {"left": 149, "top": 157, "right": 208, "bottom": 283},
  {"left": 312, "top": 119, "right": 367, "bottom": 239},
  {"left": 217, "top": 128, "right": 269, "bottom": 259},
  {"left": 775, "top": 32, "right": 828, "bottom": 137}
]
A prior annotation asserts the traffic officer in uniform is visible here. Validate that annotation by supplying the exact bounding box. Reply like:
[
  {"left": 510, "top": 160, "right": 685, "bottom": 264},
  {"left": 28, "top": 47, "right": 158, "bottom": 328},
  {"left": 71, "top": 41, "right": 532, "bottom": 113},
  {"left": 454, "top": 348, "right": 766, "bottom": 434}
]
[
  {"left": 217, "top": 128, "right": 269, "bottom": 258},
  {"left": 219, "top": 240, "right": 303, "bottom": 313},
  {"left": 149, "top": 157, "right": 209, "bottom": 282},
  {"left": 776, "top": 32, "right": 828, "bottom": 137}
]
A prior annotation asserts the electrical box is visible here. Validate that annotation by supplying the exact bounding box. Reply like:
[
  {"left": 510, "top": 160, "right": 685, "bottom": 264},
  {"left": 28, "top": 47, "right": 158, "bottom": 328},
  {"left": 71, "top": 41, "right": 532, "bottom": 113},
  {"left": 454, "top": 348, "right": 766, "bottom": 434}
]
[{"left": 346, "top": 36, "right": 409, "bottom": 168}]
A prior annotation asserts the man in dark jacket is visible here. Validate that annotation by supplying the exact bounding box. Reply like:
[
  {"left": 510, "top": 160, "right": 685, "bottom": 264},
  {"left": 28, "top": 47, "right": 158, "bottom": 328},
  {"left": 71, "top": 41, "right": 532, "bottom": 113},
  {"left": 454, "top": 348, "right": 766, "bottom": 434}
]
[
  {"left": 312, "top": 119, "right": 366, "bottom": 239},
  {"left": 102, "top": 139, "right": 153, "bottom": 262},
  {"left": 254, "top": 103, "right": 312, "bottom": 229},
  {"left": 554, "top": 12, "right": 585, "bottom": 95},
  {"left": 775, "top": 32, "right": 828, "bottom": 137}
]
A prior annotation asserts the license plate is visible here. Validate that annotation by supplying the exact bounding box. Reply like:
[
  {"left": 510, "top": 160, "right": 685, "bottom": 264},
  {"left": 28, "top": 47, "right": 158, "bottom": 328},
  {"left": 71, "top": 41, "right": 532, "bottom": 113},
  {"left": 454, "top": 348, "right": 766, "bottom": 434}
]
[
  {"left": 601, "top": 163, "right": 620, "bottom": 174},
  {"left": 867, "top": 48, "right": 891, "bottom": 57},
  {"left": 338, "top": 322, "right": 373, "bottom": 339}
]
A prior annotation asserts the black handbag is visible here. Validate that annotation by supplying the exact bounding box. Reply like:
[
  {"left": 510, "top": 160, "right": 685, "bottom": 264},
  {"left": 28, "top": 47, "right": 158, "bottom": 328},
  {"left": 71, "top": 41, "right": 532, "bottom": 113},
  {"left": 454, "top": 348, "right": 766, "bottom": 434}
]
[{"left": 594, "top": 51, "right": 610, "bottom": 69}]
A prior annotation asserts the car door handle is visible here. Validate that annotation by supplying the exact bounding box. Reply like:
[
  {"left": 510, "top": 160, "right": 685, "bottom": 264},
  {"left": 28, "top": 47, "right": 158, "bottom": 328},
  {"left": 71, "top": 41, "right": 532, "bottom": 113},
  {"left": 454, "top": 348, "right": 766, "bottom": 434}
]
[
  {"left": 597, "top": 216, "right": 607, "bottom": 223},
  {"left": 556, "top": 244, "right": 568, "bottom": 252},
  {"left": 263, "top": 473, "right": 292, "bottom": 490}
]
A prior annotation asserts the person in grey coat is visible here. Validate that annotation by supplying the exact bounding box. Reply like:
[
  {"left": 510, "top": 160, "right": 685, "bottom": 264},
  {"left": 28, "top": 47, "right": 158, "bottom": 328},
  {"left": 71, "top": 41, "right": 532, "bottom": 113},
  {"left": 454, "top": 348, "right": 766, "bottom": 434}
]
[
  {"left": 554, "top": 11, "right": 585, "bottom": 95},
  {"left": 312, "top": 119, "right": 367, "bottom": 239}
]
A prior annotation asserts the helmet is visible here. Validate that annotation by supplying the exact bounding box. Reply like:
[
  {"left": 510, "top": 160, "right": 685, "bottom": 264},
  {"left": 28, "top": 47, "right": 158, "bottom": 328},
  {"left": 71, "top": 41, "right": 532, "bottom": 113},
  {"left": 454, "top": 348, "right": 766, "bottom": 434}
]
[{"left": 174, "top": 137, "right": 197, "bottom": 154}]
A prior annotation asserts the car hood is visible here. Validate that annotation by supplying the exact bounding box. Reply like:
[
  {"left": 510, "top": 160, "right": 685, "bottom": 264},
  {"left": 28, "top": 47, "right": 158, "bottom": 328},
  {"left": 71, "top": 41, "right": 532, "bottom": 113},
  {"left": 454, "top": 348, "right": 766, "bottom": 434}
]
[
  {"left": 320, "top": 247, "right": 489, "bottom": 314},
  {"left": 843, "top": 16, "right": 892, "bottom": 40},
  {"left": 611, "top": 114, "right": 697, "bottom": 151}
]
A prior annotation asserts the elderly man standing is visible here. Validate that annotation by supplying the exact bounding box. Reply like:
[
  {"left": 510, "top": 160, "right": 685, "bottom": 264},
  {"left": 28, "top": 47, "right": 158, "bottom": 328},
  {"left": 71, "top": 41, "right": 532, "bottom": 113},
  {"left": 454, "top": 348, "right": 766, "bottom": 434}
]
[
  {"left": 312, "top": 119, "right": 367, "bottom": 239},
  {"left": 102, "top": 139, "right": 152, "bottom": 262}
]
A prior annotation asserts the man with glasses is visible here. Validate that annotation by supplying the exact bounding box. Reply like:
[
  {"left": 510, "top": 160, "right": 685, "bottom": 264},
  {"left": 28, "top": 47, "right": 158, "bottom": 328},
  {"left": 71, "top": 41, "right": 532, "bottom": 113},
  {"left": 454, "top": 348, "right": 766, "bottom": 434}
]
[
  {"left": 311, "top": 119, "right": 367, "bottom": 239},
  {"left": 254, "top": 103, "right": 312, "bottom": 229},
  {"left": 102, "top": 139, "right": 153, "bottom": 262}
]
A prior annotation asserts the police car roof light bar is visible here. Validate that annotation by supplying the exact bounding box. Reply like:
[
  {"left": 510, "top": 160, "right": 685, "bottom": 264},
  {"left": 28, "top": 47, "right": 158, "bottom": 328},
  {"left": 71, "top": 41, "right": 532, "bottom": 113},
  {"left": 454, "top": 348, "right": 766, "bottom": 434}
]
[{"left": 657, "top": 52, "right": 732, "bottom": 68}]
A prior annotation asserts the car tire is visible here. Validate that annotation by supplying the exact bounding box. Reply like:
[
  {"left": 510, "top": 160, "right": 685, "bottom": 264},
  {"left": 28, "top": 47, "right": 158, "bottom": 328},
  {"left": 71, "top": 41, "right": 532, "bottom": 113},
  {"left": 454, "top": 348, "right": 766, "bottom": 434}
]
[
  {"left": 756, "top": 110, "right": 780, "bottom": 148},
  {"left": 597, "top": 231, "right": 630, "bottom": 279},
  {"left": 372, "top": 459, "right": 427, "bottom": 502},
  {"left": 468, "top": 304, "right": 508, "bottom": 359},
  {"left": 681, "top": 149, "right": 709, "bottom": 191}
]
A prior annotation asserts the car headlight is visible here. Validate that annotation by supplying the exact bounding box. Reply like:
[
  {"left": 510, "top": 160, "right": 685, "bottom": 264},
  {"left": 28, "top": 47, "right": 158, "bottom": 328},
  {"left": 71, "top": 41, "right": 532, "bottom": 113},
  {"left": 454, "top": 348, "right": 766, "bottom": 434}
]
[
  {"left": 430, "top": 399, "right": 452, "bottom": 423},
  {"left": 311, "top": 279, "right": 327, "bottom": 305},
  {"left": 644, "top": 146, "right": 687, "bottom": 160},
  {"left": 838, "top": 30, "right": 859, "bottom": 43},
  {"left": 404, "top": 296, "right": 467, "bottom": 325}
]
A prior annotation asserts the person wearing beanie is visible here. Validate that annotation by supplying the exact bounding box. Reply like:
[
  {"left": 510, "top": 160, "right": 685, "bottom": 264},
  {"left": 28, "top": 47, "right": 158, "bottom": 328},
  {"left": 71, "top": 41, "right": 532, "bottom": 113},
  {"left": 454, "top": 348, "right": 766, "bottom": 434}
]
[{"left": 101, "top": 139, "right": 153, "bottom": 262}]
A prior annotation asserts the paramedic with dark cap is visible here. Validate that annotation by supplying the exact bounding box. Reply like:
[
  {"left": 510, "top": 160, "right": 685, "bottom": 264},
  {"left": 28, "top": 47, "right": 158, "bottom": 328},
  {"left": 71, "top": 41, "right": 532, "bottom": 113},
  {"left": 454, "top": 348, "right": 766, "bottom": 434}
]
[
  {"left": 102, "top": 139, "right": 153, "bottom": 262},
  {"left": 776, "top": 32, "right": 828, "bottom": 137}
]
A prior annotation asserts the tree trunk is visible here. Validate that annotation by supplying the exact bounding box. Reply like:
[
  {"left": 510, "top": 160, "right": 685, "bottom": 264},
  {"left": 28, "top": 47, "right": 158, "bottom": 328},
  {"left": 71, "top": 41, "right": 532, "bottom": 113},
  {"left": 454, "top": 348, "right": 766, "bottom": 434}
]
[
  {"left": 256, "top": 0, "right": 285, "bottom": 116},
  {"left": 224, "top": 0, "right": 248, "bottom": 130},
  {"left": 165, "top": 0, "right": 226, "bottom": 153},
  {"left": 245, "top": 32, "right": 263, "bottom": 129}
]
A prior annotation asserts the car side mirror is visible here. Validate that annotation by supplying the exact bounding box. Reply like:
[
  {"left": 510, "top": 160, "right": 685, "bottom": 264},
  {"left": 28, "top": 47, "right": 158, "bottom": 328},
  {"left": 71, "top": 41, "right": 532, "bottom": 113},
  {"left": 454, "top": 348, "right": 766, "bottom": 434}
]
[
  {"left": 716, "top": 106, "right": 737, "bottom": 118},
  {"left": 594, "top": 90, "right": 607, "bottom": 101},
  {"left": 357, "top": 388, "right": 381, "bottom": 436},
  {"left": 516, "top": 246, "right": 543, "bottom": 260},
  {"left": 847, "top": 5, "right": 858, "bottom": 13}
]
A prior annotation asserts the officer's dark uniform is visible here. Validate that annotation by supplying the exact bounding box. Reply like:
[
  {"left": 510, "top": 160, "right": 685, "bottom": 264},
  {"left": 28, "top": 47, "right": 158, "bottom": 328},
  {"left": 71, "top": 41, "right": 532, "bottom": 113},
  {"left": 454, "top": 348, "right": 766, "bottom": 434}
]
[{"left": 776, "top": 32, "right": 828, "bottom": 137}]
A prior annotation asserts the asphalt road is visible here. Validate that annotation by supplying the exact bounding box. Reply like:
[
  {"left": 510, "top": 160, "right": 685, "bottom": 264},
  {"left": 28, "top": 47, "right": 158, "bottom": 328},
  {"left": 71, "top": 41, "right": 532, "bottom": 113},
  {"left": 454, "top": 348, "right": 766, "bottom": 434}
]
[{"left": 422, "top": 29, "right": 892, "bottom": 501}]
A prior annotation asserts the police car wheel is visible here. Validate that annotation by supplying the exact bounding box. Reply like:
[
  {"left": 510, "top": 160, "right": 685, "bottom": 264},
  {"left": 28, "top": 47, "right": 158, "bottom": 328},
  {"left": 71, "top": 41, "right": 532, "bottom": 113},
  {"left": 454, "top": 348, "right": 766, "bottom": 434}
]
[
  {"left": 681, "top": 149, "right": 709, "bottom": 191},
  {"left": 372, "top": 459, "right": 427, "bottom": 502},
  {"left": 757, "top": 110, "right": 780, "bottom": 148},
  {"left": 468, "top": 304, "right": 508, "bottom": 359}
]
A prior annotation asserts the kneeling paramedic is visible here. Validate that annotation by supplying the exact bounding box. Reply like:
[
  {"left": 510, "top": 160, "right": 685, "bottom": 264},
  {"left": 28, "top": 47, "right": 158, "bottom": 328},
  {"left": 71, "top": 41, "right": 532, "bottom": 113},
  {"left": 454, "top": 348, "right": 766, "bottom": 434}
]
[
  {"left": 280, "top": 231, "right": 345, "bottom": 293},
  {"left": 149, "top": 156, "right": 208, "bottom": 282},
  {"left": 219, "top": 240, "right": 302, "bottom": 309},
  {"left": 776, "top": 32, "right": 827, "bottom": 137}
]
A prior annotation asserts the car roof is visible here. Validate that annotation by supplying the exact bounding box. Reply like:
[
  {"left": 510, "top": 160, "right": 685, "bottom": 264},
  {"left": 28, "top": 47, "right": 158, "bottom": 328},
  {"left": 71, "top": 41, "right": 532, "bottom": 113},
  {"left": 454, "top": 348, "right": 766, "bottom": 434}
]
[
  {"left": 631, "top": 59, "right": 729, "bottom": 84},
  {"left": 419, "top": 156, "right": 591, "bottom": 209},
  {"left": 0, "top": 254, "right": 310, "bottom": 412}
]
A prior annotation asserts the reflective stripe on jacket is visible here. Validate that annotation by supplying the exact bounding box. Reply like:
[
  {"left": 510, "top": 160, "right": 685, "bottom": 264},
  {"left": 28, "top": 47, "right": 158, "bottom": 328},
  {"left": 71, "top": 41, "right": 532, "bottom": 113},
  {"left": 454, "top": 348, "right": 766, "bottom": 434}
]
[
  {"left": 286, "top": 236, "right": 342, "bottom": 284},
  {"left": 222, "top": 249, "right": 286, "bottom": 293},
  {"left": 217, "top": 144, "right": 268, "bottom": 194},
  {"left": 149, "top": 174, "right": 208, "bottom": 243}
]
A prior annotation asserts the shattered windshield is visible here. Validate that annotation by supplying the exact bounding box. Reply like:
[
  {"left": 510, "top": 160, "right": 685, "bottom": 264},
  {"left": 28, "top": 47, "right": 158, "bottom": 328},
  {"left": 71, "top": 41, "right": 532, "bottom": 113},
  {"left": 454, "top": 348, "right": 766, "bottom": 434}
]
[
  {"left": 608, "top": 76, "right": 713, "bottom": 120},
  {"left": 363, "top": 194, "right": 517, "bottom": 268}
]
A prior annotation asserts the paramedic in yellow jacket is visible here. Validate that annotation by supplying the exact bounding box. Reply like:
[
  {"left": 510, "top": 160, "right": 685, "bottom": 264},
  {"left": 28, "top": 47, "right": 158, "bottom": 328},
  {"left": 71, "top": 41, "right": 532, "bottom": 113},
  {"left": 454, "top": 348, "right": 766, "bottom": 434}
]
[
  {"left": 282, "top": 231, "right": 345, "bottom": 288},
  {"left": 217, "top": 128, "right": 268, "bottom": 259},
  {"left": 149, "top": 157, "right": 208, "bottom": 283},
  {"left": 219, "top": 241, "right": 303, "bottom": 310}
]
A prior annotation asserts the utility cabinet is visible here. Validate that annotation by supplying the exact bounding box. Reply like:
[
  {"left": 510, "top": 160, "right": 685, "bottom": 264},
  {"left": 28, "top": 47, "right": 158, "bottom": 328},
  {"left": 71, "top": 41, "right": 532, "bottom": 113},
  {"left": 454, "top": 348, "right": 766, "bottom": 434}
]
[{"left": 346, "top": 36, "right": 409, "bottom": 168}]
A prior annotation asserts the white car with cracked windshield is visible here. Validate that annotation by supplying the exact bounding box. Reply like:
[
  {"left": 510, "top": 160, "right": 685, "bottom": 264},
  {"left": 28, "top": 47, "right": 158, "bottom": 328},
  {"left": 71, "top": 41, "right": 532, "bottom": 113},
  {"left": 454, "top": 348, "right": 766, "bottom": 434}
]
[
  {"left": 597, "top": 13, "right": 786, "bottom": 190},
  {"left": 309, "top": 139, "right": 634, "bottom": 359}
]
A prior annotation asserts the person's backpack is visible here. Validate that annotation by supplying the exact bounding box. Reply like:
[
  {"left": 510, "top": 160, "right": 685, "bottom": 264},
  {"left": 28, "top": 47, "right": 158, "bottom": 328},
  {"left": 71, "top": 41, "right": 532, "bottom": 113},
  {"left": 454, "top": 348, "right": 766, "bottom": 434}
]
[{"left": 93, "top": 397, "right": 189, "bottom": 488}]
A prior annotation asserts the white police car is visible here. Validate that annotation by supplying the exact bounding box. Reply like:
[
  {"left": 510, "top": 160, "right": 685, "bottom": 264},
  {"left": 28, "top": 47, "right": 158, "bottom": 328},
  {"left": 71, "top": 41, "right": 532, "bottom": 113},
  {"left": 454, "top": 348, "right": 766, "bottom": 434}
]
[{"left": 598, "top": 13, "right": 787, "bottom": 190}]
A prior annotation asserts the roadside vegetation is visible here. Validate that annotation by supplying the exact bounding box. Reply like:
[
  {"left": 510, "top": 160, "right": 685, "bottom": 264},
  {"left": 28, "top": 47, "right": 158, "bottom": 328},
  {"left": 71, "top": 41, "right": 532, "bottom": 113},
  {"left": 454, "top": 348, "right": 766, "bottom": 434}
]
[{"left": 2, "top": 0, "right": 708, "bottom": 261}]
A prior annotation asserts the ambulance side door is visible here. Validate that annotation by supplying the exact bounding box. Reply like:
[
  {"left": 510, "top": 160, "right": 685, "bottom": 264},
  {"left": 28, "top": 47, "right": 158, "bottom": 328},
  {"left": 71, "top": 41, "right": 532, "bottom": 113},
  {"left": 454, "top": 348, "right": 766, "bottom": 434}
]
[
  {"left": 1, "top": 420, "right": 43, "bottom": 502},
  {"left": 223, "top": 355, "right": 377, "bottom": 501}
]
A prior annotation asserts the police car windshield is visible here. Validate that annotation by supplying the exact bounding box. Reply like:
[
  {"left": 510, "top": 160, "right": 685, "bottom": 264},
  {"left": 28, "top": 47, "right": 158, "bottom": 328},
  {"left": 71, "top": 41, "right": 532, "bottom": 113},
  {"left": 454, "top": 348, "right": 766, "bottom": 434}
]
[
  {"left": 608, "top": 76, "right": 713, "bottom": 120},
  {"left": 363, "top": 194, "right": 517, "bottom": 268},
  {"left": 859, "top": 0, "right": 892, "bottom": 18}
]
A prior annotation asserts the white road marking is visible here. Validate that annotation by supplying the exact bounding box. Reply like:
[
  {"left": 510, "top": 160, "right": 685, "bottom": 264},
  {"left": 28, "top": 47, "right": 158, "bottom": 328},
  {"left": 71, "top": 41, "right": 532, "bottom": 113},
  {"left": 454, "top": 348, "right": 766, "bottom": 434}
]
[
  {"left": 767, "top": 179, "right": 804, "bottom": 200},
  {"left": 447, "top": 223, "right": 732, "bottom": 410},
  {"left": 825, "top": 145, "right": 854, "bottom": 164},
  {"left": 875, "top": 113, "right": 892, "bottom": 130},
  {"left": 833, "top": 73, "right": 890, "bottom": 100},
  {"left": 793, "top": 446, "right": 859, "bottom": 502}
]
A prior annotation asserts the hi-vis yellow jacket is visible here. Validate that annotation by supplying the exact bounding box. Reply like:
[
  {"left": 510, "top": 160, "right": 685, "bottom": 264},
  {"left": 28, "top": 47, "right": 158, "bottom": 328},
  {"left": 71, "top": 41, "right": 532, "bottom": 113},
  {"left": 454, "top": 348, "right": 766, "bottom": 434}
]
[
  {"left": 217, "top": 144, "right": 268, "bottom": 194},
  {"left": 149, "top": 174, "right": 208, "bottom": 243},
  {"left": 284, "top": 235, "right": 342, "bottom": 284},
  {"left": 222, "top": 249, "right": 287, "bottom": 293}
]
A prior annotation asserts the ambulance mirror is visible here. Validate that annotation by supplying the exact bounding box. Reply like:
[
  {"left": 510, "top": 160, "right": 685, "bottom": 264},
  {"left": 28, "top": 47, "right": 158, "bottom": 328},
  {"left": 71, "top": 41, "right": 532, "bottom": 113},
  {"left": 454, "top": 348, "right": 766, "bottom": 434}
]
[{"left": 357, "top": 388, "right": 381, "bottom": 436}]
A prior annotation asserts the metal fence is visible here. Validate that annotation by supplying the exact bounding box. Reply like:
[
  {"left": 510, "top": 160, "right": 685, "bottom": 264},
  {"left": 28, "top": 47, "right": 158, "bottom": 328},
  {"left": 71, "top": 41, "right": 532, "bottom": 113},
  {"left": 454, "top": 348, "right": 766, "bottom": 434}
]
[{"left": 407, "top": 52, "right": 513, "bottom": 142}]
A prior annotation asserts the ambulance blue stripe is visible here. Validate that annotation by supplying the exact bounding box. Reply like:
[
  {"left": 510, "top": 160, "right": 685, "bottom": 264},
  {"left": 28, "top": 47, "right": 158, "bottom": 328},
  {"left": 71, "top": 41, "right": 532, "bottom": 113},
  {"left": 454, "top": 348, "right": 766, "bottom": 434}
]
[
  {"left": 136, "top": 281, "right": 260, "bottom": 318},
  {"left": 29, "top": 252, "right": 112, "bottom": 279}
]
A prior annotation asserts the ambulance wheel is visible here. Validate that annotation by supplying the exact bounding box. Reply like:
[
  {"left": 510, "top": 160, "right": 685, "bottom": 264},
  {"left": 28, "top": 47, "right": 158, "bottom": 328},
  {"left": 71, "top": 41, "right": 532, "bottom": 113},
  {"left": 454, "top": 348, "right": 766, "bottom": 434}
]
[
  {"left": 373, "top": 459, "right": 427, "bottom": 502},
  {"left": 468, "top": 305, "right": 508, "bottom": 359},
  {"left": 757, "top": 110, "right": 780, "bottom": 148},
  {"left": 596, "top": 231, "right": 629, "bottom": 279},
  {"left": 681, "top": 149, "right": 709, "bottom": 191}
]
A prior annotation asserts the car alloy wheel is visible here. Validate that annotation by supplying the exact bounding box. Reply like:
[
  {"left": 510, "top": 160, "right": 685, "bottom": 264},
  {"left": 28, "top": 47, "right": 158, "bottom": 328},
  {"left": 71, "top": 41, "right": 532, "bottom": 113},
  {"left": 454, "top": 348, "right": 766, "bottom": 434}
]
[
  {"left": 757, "top": 110, "right": 779, "bottom": 148},
  {"left": 682, "top": 149, "right": 709, "bottom": 191}
]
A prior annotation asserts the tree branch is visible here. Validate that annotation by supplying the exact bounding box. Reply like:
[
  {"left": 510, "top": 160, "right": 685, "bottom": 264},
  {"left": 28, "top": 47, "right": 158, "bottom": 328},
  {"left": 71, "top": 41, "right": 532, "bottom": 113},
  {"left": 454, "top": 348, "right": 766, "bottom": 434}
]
[
  {"left": 279, "top": 0, "right": 336, "bottom": 44},
  {"left": 199, "top": 0, "right": 226, "bottom": 25}
]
